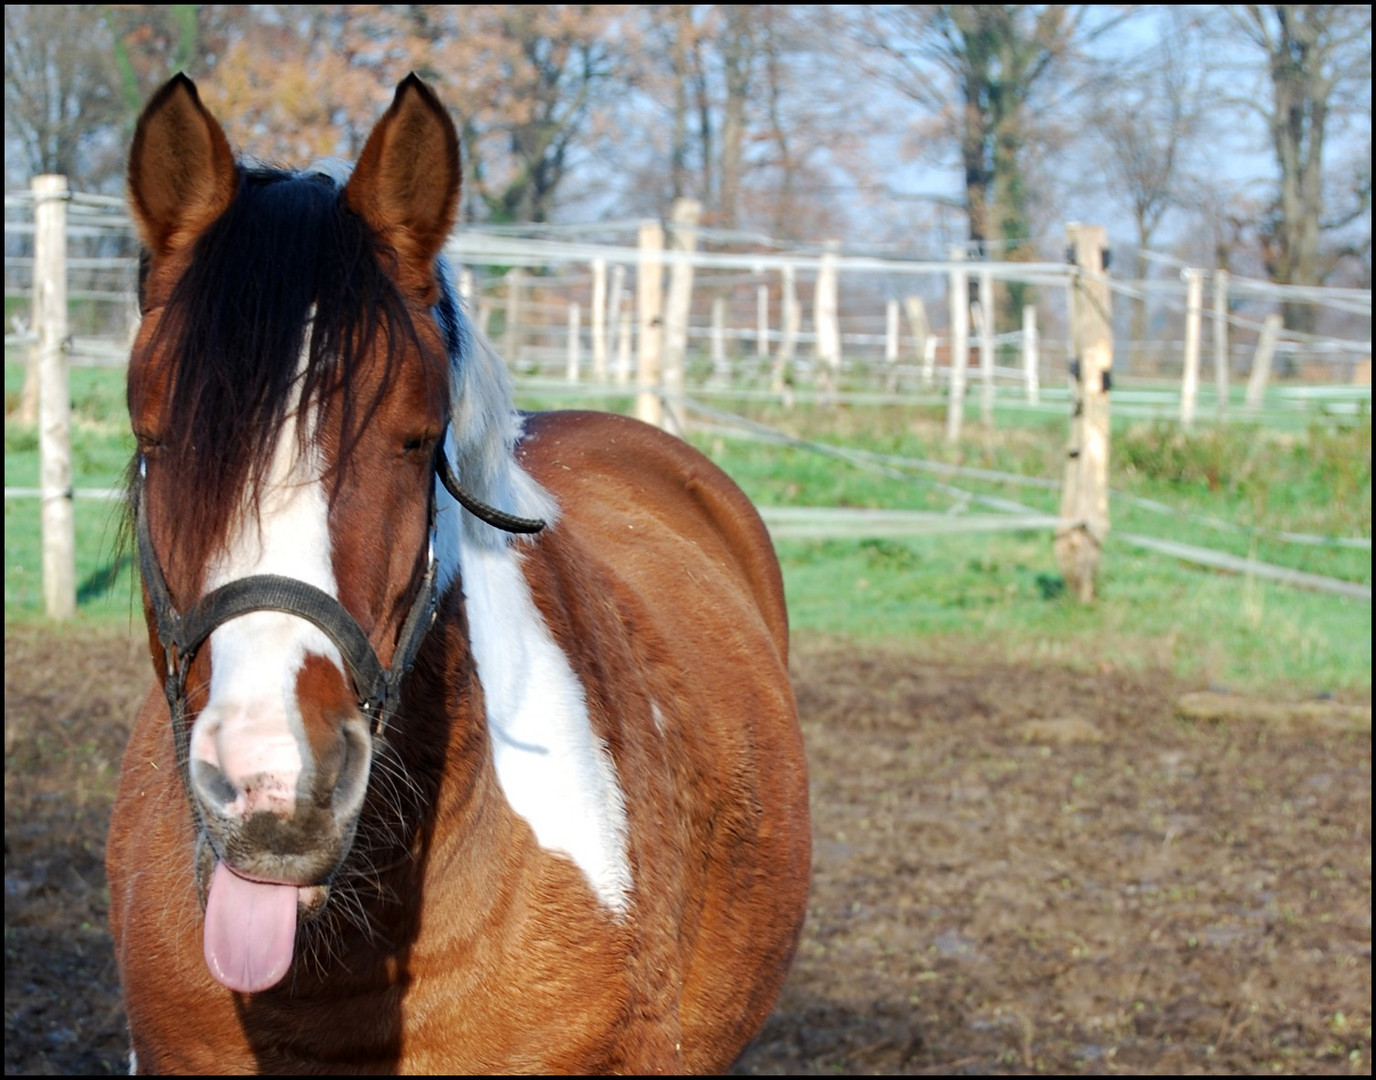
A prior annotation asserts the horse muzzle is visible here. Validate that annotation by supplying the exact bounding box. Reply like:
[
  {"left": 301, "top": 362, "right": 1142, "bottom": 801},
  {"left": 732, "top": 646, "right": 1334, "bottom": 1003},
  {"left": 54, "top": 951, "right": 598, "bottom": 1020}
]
[{"left": 189, "top": 690, "right": 372, "bottom": 885}]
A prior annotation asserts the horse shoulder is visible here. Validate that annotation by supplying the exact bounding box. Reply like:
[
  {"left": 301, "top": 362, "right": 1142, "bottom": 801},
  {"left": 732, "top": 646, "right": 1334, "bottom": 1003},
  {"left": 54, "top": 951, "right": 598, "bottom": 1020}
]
[{"left": 517, "top": 410, "right": 789, "bottom": 655}]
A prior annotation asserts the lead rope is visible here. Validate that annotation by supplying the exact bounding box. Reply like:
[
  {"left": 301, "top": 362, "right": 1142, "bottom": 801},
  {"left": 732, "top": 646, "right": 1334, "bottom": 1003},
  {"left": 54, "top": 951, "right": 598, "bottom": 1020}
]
[{"left": 435, "top": 449, "right": 545, "bottom": 534}]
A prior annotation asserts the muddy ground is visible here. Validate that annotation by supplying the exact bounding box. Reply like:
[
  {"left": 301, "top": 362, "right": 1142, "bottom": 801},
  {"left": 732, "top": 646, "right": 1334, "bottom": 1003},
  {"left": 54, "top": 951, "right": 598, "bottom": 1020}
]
[{"left": 4, "top": 625, "right": 1370, "bottom": 1075}]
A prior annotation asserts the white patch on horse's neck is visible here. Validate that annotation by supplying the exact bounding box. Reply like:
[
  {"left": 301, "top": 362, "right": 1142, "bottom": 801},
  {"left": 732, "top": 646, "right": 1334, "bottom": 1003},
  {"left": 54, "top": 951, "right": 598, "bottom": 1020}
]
[
  {"left": 459, "top": 538, "right": 632, "bottom": 915},
  {"left": 430, "top": 272, "right": 628, "bottom": 914}
]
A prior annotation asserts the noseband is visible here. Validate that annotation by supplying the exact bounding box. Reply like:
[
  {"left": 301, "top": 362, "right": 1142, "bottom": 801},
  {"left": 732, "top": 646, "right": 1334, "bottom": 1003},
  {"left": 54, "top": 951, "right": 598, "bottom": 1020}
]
[{"left": 134, "top": 437, "right": 544, "bottom": 772}]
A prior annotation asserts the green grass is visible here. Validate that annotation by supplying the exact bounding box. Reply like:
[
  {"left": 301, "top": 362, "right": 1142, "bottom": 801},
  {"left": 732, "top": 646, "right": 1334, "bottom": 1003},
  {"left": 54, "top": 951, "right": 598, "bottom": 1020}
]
[
  {"left": 6, "top": 364, "right": 1371, "bottom": 698},
  {"left": 526, "top": 391, "right": 1371, "bottom": 697},
  {"left": 772, "top": 531, "right": 1366, "bottom": 695},
  {"left": 5, "top": 360, "right": 141, "bottom": 625}
]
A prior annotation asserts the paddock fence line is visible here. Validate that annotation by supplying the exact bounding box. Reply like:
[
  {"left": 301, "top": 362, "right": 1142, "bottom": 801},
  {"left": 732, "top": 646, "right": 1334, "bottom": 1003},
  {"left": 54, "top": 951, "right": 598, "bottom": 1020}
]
[
  {"left": 5, "top": 181, "right": 1372, "bottom": 616},
  {"left": 674, "top": 394, "right": 1370, "bottom": 603},
  {"left": 7, "top": 188, "right": 1370, "bottom": 409}
]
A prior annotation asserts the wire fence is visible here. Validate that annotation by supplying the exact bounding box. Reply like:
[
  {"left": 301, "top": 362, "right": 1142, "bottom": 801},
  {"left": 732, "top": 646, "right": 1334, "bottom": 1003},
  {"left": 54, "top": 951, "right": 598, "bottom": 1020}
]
[
  {"left": 4, "top": 189, "right": 1371, "bottom": 410},
  {"left": 4, "top": 185, "right": 1371, "bottom": 614},
  {"left": 672, "top": 393, "right": 1370, "bottom": 602}
]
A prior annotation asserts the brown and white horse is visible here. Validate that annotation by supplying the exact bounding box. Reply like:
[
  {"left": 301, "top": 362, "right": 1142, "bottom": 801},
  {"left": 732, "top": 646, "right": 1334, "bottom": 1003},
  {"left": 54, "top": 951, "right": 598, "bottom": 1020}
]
[{"left": 106, "top": 74, "right": 809, "bottom": 1073}]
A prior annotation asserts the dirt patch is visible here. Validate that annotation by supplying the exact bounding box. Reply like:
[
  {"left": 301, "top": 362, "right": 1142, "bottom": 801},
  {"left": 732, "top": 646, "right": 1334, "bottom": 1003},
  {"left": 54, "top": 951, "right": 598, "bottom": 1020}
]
[
  {"left": 5, "top": 626, "right": 1370, "bottom": 1074},
  {"left": 4, "top": 624, "right": 148, "bottom": 1075}
]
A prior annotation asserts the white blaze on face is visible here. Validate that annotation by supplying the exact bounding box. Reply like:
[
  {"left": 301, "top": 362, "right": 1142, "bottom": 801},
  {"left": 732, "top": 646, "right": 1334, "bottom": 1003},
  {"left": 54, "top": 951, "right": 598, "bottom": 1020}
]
[{"left": 188, "top": 351, "right": 344, "bottom": 820}]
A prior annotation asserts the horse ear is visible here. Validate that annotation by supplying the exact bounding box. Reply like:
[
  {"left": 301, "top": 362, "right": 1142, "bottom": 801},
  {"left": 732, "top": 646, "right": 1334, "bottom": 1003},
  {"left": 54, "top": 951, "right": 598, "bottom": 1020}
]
[
  {"left": 127, "top": 73, "right": 237, "bottom": 256},
  {"left": 344, "top": 74, "right": 460, "bottom": 294}
]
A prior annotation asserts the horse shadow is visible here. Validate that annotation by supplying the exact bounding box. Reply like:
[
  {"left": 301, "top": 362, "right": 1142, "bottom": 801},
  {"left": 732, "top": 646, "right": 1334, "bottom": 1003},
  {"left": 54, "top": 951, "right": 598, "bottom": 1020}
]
[
  {"left": 732, "top": 981, "right": 928, "bottom": 1074},
  {"left": 76, "top": 552, "right": 132, "bottom": 607}
]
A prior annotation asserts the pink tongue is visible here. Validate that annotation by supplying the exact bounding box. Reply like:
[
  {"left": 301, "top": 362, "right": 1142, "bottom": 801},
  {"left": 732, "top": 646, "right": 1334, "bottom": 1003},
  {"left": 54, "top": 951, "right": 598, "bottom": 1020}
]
[{"left": 204, "top": 860, "right": 299, "bottom": 993}]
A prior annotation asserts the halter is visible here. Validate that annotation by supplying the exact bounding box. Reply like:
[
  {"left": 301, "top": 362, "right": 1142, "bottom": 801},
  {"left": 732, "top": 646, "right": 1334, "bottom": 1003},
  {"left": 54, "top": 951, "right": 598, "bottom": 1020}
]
[{"left": 134, "top": 436, "right": 544, "bottom": 773}]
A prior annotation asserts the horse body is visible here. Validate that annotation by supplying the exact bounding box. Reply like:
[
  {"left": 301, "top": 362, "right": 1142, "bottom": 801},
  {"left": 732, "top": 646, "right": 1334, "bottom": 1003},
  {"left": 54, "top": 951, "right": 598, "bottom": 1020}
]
[{"left": 108, "top": 74, "right": 807, "bottom": 1074}]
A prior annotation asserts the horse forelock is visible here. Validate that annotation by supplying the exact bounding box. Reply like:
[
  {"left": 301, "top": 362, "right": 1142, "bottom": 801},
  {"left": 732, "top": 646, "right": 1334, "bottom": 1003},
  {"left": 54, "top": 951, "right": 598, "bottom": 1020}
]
[{"left": 134, "top": 166, "right": 449, "bottom": 583}]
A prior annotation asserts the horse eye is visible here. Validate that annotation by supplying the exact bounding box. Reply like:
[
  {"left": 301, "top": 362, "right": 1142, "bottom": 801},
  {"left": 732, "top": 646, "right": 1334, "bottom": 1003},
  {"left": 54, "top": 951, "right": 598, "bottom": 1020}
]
[{"left": 402, "top": 435, "right": 432, "bottom": 456}]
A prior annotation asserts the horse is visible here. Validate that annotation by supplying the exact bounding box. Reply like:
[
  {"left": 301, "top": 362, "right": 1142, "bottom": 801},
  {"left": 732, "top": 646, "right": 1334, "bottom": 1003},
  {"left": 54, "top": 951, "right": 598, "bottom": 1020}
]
[{"left": 105, "top": 73, "right": 810, "bottom": 1073}]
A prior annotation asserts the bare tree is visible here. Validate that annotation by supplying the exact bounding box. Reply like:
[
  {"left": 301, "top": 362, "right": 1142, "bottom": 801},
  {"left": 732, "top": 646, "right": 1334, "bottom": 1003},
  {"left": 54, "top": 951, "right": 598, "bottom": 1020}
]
[
  {"left": 177, "top": 5, "right": 632, "bottom": 225},
  {"left": 1088, "top": 13, "right": 1207, "bottom": 364},
  {"left": 853, "top": 5, "right": 1121, "bottom": 319},
  {"left": 717, "top": 5, "right": 755, "bottom": 230},
  {"left": 103, "top": 5, "right": 227, "bottom": 114},
  {"left": 745, "top": 7, "right": 870, "bottom": 241},
  {"left": 615, "top": 6, "right": 855, "bottom": 239},
  {"left": 3, "top": 6, "right": 125, "bottom": 189},
  {"left": 1227, "top": 4, "right": 1372, "bottom": 333},
  {"left": 430, "top": 6, "right": 628, "bottom": 224},
  {"left": 645, "top": 6, "right": 715, "bottom": 213},
  {"left": 630, "top": 6, "right": 753, "bottom": 227},
  {"left": 666, "top": 6, "right": 696, "bottom": 204}
]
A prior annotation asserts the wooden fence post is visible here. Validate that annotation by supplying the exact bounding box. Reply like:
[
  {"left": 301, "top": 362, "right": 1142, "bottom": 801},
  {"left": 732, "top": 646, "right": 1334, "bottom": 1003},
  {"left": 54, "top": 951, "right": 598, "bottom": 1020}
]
[
  {"left": 979, "top": 268, "right": 995, "bottom": 424},
  {"left": 710, "top": 296, "right": 729, "bottom": 385},
  {"left": 902, "top": 297, "right": 935, "bottom": 393},
  {"left": 608, "top": 263, "right": 628, "bottom": 384},
  {"left": 566, "top": 301, "right": 581, "bottom": 382},
  {"left": 884, "top": 298, "right": 899, "bottom": 369},
  {"left": 1022, "top": 304, "right": 1040, "bottom": 404},
  {"left": 756, "top": 284, "right": 770, "bottom": 359},
  {"left": 503, "top": 268, "right": 525, "bottom": 367},
  {"left": 773, "top": 263, "right": 800, "bottom": 403},
  {"left": 1245, "top": 312, "right": 1282, "bottom": 416},
  {"left": 945, "top": 245, "right": 969, "bottom": 444},
  {"left": 35, "top": 174, "right": 74, "bottom": 620},
  {"left": 1180, "top": 267, "right": 1203, "bottom": 428},
  {"left": 591, "top": 258, "right": 608, "bottom": 381},
  {"left": 1213, "top": 269, "right": 1230, "bottom": 419},
  {"left": 616, "top": 292, "right": 633, "bottom": 386},
  {"left": 904, "top": 296, "right": 931, "bottom": 389},
  {"left": 814, "top": 240, "right": 841, "bottom": 403},
  {"left": 636, "top": 220, "right": 665, "bottom": 427},
  {"left": 1055, "top": 223, "right": 1113, "bottom": 603},
  {"left": 661, "top": 198, "right": 700, "bottom": 436}
]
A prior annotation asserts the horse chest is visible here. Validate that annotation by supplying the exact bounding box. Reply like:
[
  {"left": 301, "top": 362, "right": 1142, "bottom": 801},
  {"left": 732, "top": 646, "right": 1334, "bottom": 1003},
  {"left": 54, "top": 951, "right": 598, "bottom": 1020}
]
[{"left": 113, "top": 691, "right": 680, "bottom": 1073}]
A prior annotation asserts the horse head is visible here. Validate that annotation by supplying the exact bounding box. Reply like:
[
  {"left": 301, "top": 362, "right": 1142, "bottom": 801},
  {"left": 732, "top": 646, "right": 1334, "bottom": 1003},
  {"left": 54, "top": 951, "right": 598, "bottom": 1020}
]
[{"left": 126, "top": 73, "right": 459, "bottom": 994}]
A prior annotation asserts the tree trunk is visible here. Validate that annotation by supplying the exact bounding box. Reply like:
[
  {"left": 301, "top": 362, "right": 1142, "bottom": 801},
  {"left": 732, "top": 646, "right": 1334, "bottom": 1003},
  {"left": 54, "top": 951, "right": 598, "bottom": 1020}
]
[
  {"left": 719, "top": 6, "right": 753, "bottom": 229},
  {"left": 1261, "top": 5, "right": 1332, "bottom": 338}
]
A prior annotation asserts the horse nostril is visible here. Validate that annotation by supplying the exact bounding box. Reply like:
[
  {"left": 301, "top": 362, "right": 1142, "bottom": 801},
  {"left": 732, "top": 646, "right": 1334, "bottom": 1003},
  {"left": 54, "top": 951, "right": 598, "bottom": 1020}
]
[
  {"left": 191, "top": 760, "right": 239, "bottom": 811},
  {"left": 330, "top": 736, "right": 352, "bottom": 797},
  {"left": 312, "top": 731, "right": 348, "bottom": 799},
  {"left": 329, "top": 718, "right": 373, "bottom": 822}
]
